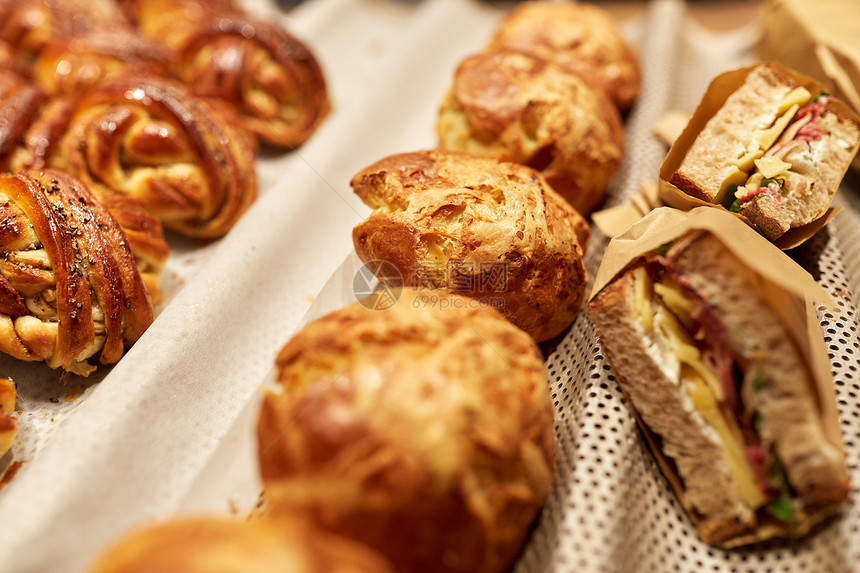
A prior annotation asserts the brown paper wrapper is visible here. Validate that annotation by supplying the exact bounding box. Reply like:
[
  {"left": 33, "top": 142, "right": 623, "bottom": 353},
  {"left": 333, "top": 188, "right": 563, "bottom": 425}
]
[
  {"left": 758, "top": 0, "right": 860, "bottom": 115},
  {"left": 592, "top": 181, "right": 662, "bottom": 239},
  {"left": 589, "top": 205, "right": 845, "bottom": 545},
  {"left": 658, "top": 63, "right": 858, "bottom": 250},
  {"left": 590, "top": 206, "right": 839, "bottom": 446}
]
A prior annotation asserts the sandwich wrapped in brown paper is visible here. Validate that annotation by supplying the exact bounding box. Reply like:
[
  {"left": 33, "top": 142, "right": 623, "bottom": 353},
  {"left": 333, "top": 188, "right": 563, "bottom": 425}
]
[
  {"left": 589, "top": 206, "right": 847, "bottom": 546},
  {"left": 659, "top": 63, "right": 859, "bottom": 250}
]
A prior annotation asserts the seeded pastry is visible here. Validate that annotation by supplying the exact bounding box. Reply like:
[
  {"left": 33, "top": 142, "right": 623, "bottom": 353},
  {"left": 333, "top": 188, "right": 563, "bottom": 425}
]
[{"left": 0, "top": 170, "right": 155, "bottom": 375}]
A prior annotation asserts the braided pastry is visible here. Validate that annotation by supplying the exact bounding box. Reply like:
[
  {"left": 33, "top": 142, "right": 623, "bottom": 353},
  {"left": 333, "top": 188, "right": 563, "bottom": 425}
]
[
  {"left": 0, "top": 41, "right": 26, "bottom": 74},
  {"left": 0, "top": 378, "right": 16, "bottom": 461},
  {"left": 0, "top": 170, "right": 155, "bottom": 375},
  {"left": 0, "top": 0, "right": 127, "bottom": 63},
  {"left": 33, "top": 31, "right": 170, "bottom": 97},
  {"left": 0, "top": 71, "right": 168, "bottom": 298},
  {"left": 43, "top": 75, "right": 257, "bottom": 239},
  {"left": 0, "top": 67, "right": 45, "bottom": 171},
  {"left": 122, "top": 0, "right": 330, "bottom": 147}
]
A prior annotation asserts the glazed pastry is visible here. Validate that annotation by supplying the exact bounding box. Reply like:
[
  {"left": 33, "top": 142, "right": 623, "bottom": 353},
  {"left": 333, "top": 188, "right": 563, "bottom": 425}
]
[
  {"left": 258, "top": 288, "right": 555, "bottom": 573},
  {"left": 41, "top": 75, "right": 258, "bottom": 239},
  {"left": 0, "top": 80, "right": 169, "bottom": 298},
  {"left": 0, "top": 170, "right": 155, "bottom": 375},
  {"left": 122, "top": 0, "right": 330, "bottom": 147},
  {"left": 351, "top": 150, "right": 589, "bottom": 342},
  {"left": 487, "top": 1, "right": 641, "bottom": 113},
  {"left": 437, "top": 50, "right": 624, "bottom": 215},
  {"left": 0, "top": 378, "right": 16, "bottom": 460},
  {"left": 90, "top": 517, "right": 394, "bottom": 573},
  {"left": 0, "top": 41, "right": 26, "bottom": 75},
  {"left": 0, "top": 0, "right": 127, "bottom": 63},
  {"left": 33, "top": 31, "right": 170, "bottom": 97},
  {"left": 0, "top": 68, "right": 45, "bottom": 172}
]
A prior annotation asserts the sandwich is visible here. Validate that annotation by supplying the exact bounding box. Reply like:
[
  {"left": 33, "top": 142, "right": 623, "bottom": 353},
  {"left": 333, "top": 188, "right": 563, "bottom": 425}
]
[
  {"left": 588, "top": 225, "right": 849, "bottom": 546},
  {"left": 665, "top": 63, "right": 859, "bottom": 242}
]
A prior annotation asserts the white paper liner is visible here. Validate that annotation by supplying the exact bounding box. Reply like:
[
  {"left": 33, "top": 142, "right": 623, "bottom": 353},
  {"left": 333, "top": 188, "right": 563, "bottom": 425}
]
[{"left": 1, "top": 1, "right": 859, "bottom": 572}]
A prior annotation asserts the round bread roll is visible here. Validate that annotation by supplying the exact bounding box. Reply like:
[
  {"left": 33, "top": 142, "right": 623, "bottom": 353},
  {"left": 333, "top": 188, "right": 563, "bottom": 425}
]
[
  {"left": 437, "top": 50, "right": 624, "bottom": 215},
  {"left": 487, "top": 1, "right": 641, "bottom": 113},
  {"left": 351, "top": 149, "right": 589, "bottom": 342},
  {"left": 90, "top": 517, "right": 393, "bottom": 573},
  {"left": 257, "top": 288, "right": 555, "bottom": 573}
]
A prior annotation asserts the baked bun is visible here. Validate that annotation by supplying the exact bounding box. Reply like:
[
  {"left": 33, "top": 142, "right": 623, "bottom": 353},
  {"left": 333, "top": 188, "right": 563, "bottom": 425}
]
[
  {"left": 90, "top": 517, "right": 393, "bottom": 573},
  {"left": 351, "top": 149, "right": 589, "bottom": 342},
  {"left": 487, "top": 1, "right": 641, "bottom": 113},
  {"left": 0, "top": 170, "right": 155, "bottom": 375},
  {"left": 257, "top": 288, "right": 555, "bottom": 573},
  {"left": 589, "top": 230, "right": 849, "bottom": 546},
  {"left": 437, "top": 50, "right": 624, "bottom": 215}
]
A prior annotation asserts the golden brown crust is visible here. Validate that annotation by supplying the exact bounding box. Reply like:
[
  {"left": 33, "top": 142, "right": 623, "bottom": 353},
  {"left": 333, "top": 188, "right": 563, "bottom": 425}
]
[
  {"left": 437, "top": 50, "right": 624, "bottom": 215},
  {"left": 258, "top": 288, "right": 555, "bottom": 573},
  {"left": 90, "top": 516, "right": 394, "bottom": 573},
  {"left": 487, "top": 1, "right": 641, "bottom": 113},
  {"left": 6, "top": 95, "right": 169, "bottom": 298},
  {"left": 0, "top": 170, "right": 154, "bottom": 375},
  {"left": 33, "top": 31, "right": 170, "bottom": 97},
  {"left": 350, "top": 149, "right": 589, "bottom": 342},
  {"left": 0, "top": 68, "right": 45, "bottom": 172},
  {"left": 0, "top": 378, "right": 16, "bottom": 461},
  {"left": 48, "top": 74, "right": 257, "bottom": 239},
  {"left": 123, "top": 0, "right": 329, "bottom": 147},
  {"left": 0, "top": 0, "right": 128, "bottom": 62}
]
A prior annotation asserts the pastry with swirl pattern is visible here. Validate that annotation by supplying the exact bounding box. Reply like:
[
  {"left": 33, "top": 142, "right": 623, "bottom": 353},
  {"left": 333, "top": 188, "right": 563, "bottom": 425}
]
[
  {"left": 121, "top": 0, "right": 330, "bottom": 147},
  {"left": 0, "top": 170, "right": 155, "bottom": 375}
]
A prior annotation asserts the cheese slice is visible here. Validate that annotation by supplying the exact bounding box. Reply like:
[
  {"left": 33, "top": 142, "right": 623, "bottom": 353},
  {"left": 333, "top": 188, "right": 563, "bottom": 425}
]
[
  {"left": 777, "top": 86, "right": 812, "bottom": 115},
  {"left": 757, "top": 104, "right": 800, "bottom": 151},
  {"left": 685, "top": 368, "right": 767, "bottom": 510},
  {"left": 754, "top": 156, "right": 792, "bottom": 179},
  {"left": 736, "top": 148, "right": 765, "bottom": 172},
  {"left": 635, "top": 277, "right": 767, "bottom": 511},
  {"left": 633, "top": 266, "right": 653, "bottom": 331}
]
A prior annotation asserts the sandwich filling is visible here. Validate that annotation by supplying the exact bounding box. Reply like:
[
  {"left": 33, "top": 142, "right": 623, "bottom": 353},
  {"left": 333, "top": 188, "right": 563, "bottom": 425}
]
[
  {"left": 631, "top": 251, "right": 800, "bottom": 525},
  {"left": 724, "top": 89, "right": 832, "bottom": 215}
]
